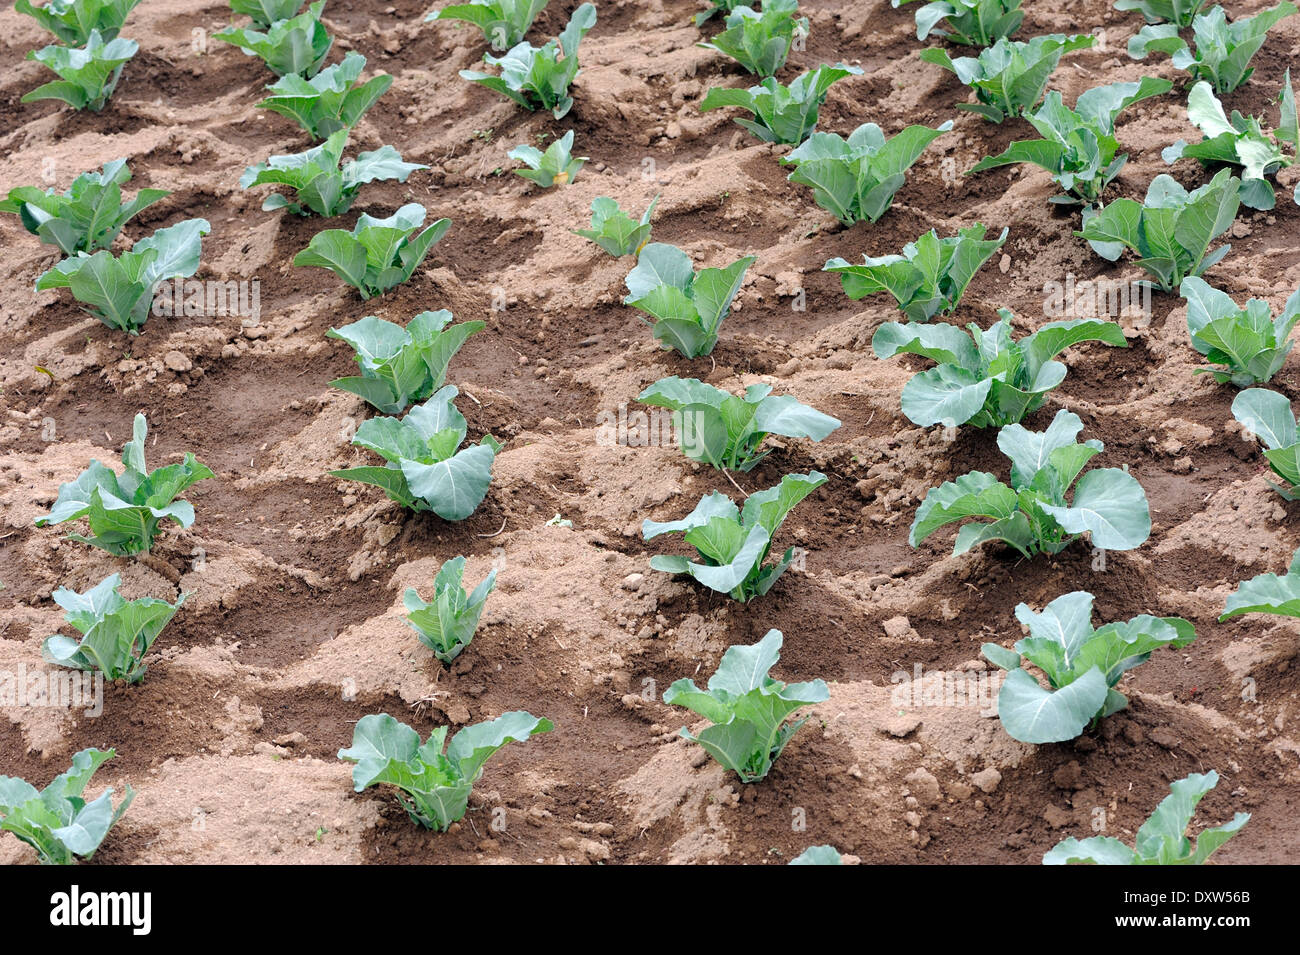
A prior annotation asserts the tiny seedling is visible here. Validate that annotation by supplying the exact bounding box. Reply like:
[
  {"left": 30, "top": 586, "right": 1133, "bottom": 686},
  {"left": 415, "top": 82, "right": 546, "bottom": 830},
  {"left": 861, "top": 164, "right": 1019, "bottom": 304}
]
[
  {"left": 509, "top": 129, "right": 585, "bottom": 186},
  {"left": 339, "top": 711, "right": 551, "bottom": 830},
  {"left": 327, "top": 310, "right": 483, "bottom": 414},
  {"left": 872, "top": 309, "right": 1127, "bottom": 428},
  {"left": 623, "top": 243, "right": 755, "bottom": 358},
  {"left": 824, "top": 224, "right": 1006, "bottom": 319},
  {"left": 1044, "top": 771, "right": 1248, "bottom": 864},
  {"left": 0, "top": 749, "right": 134, "bottom": 865},
  {"left": 638, "top": 375, "right": 840, "bottom": 471},
  {"left": 1180, "top": 275, "right": 1300, "bottom": 386},
  {"left": 911, "top": 409, "right": 1151, "bottom": 557},
  {"left": 574, "top": 195, "right": 658, "bottom": 257},
  {"left": 43, "top": 574, "right": 187, "bottom": 683},
  {"left": 663, "top": 629, "right": 828, "bottom": 782},
  {"left": 643, "top": 470, "right": 826, "bottom": 601},
  {"left": 403, "top": 556, "right": 496, "bottom": 662},
  {"left": 0, "top": 158, "right": 168, "bottom": 255},
  {"left": 329, "top": 385, "right": 502, "bottom": 520},
  {"left": 981, "top": 590, "right": 1195, "bottom": 743},
  {"left": 35, "top": 413, "right": 214, "bottom": 555}
]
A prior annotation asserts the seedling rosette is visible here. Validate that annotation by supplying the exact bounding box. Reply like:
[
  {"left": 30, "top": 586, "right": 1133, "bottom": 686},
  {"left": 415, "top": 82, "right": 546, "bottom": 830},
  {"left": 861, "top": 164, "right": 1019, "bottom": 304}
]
[
  {"left": 24, "top": 29, "right": 138, "bottom": 111},
  {"left": 0, "top": 158, "right": 168, "bottom": 256},
  {"left": 256, "top": 51, "right": 393, "bottom": 140},
  {"left": 700, "top": 64, "right": 863, "bottom": 145},
  {"left": 782, "top": 120, "right": 952, "bottom": 224},
  {"left": 643, "top": 470, "right": 825, "bottom": 601},
  {"left": 1044, "top": 770, "right": 1248, "bottom": 864},
  {"left": 824, "top": 224, "right": 1006, "bottom": 318},
  {"left": 339, "top": 711, "right": 551, "bottom": 830},
  {"left": 509, "top": 130, "right": 585, "bottom": 186},
  {"left": 921, "top": 34, "right": 1095, "bottom": 123},
  {"left": 293, "top": 202, "right": 450, "bottom": 299},
  {"left": 872, "top": 309, "right": 1127, "bottom": 428},
  {"left": 663, "top": 629, "right": 828, "bottom": 782},
  {"left": 459, "top": 2, "right": 595, "bottom": 119},
  {"left": 214, "top": 0, "right": 332, "bottom": 78},
  {"left": 981, "top": 590, "right": 1195, "bottom": 743},
  {"left": 36, "top": 413, "right": 214, "bottom": 555},
  {"left": 1161, "top": 76, "right": 1297, "bottom": 211},
  {"left": 239, "top": 129, "right": 427, "bottom": 216},
  {"left": 1180, "top": 276, "right": 1300, "bottom": 386},
  {"left": 35, "top": 218, "right": 211, "bottom": 333},
  {"left": 574, "top": 195, "right": 658, "bottom": 257},
  {"left": 16, "top": 0, "right": 142, "bottom": 45},
  {"left": 0, "top": 749, "right": 134, "bottom": 865},
  {"left": 1128, "top": 2, "right": 1297, "bottom": 94},
  {"left": 696, "top": 0, "right": 808, "bottom": 78},
  {"left": 638, "top": 375, "right": 840, "bottom": 471},
  {"left": 623, "top": 243, "right": 755, "bottom": 358},
  {"left": 911, "top": 409, "right": 1151, "bottom": 557},
  {"left": 42, "top": 574, "right": 187, "bottom": 683},
  {"left": 327, "top": 310, "right": 483, "bottom": 414},
  {"left": 403, "top": 556, "right": 496, "bottom": 662},
  {"left": 1229, "top": 387, "right": 1300, "bottom": 499},
  {"left": 329, "top": 385, "right": 502, "bottom": 520}
]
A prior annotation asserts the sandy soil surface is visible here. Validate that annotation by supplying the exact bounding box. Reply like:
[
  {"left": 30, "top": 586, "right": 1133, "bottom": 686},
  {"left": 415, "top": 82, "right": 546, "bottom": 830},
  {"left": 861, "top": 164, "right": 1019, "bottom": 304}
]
[{"left": 0, "top": 0, "right": 1297, "bottom": 864}]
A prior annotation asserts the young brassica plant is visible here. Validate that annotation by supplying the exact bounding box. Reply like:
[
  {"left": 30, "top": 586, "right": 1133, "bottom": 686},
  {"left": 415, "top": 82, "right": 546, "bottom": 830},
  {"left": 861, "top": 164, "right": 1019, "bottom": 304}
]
[
  {"left": 256, "top": 51, "right": 392, "bottom": 140},
  {"left": 700, "top": 64, "right": 862, "bottom": 145},
  {"left": 1128, "top": 3, "right": 1297, "bottom": 94},
  {"left": 696, "top": 0, "right": 808, "bottom": 78},
  {"left": 623, "top": 243, "right": 755, "bottom": 358},
  {"left": 823, "top": 224, "right": 1007, "bottom": 320},
  {"left": 789, "top": 845, "right": 843, "bottom": 864},
  {"left": 981, "top": 591, "right": 1196, "bottom": 743},
  {"left": 24, "top": 30, "right": 138, "bottom": 111},
  {"left": 1044, "top": 771, "right": 1248, "bottom": 864},
  {"left": 42, "top": 574, "right": 187, "bottom": 683},
  {"left": 781, "top": 120, "right": 951, "bottom": 224},
  {"left": 1161, "top": 77, "right": 1296, "bottom": 211},
  {"left": 663, "top": 629, "right": 828, "bottom": 782},
  {"left": 574, "top": 195, "right": 658, "bottom": 257},
  {"left": 911, "top": 409, "right": 1151, "bottom": 557},
  {"left": 230, "top": 0, "right": 306, "bottom": 29},
  {"left": 1220, "top": 543, "right": 1300, "bottom": 621},
  {"left": 1180, "top": 276, "right": 1300, "bottom": 386},
  {"left": 339, "top": 711, "right": 551, "bottom": 830},
  {"left": 638, "top": 375, "right": 840, "bottom": 471},
  {"left": 893, "top": 0, "right": 1024, "bottom": 45},
  {"left": 35, "top": 414, "right": 214, "bottom": 555},
  {"left": 16, "top": 0, "right": 141, "bottom": 44},
  {"left": 293, "top": 202, "right": 450, "bottom": 299},
  {"left": 1230, "top": 387, "right": 1300, "bottom": 498},
  {"left": 403, "top": 556, "right": 496, "bottom": 663},
  {"left": 920, "top": 34, "right": 1095, "bottom": 123},
  {"left": 1115, "top": 0, "right": 1210, "bottom": 27},
  {"left": 35, "top": 218, "right": 211, "bottom": 334},
  {"left": 0, "top": 158, "right": 168, "bottom": 256},
  {"left": 969, "top": 77, "right": 1173, "bottom": 205},
  {"left": 239, "top": 129, "right": 426, "bottom": 216},
  {"left": 0, "top": 749, "right": 134, "bottom": 865},
  {"left": 509, "top": 130, "right": 585, "bottom": 186},
  {"left": 214, "top": 0, "right": 331, "bottom": 77},
  {"left": 327, "top": 310, "right": 483, "bottom": 414},
  {"left": 460, "top": 2, "right": 595, "bottom": 119},
  {"left": 1077, "top": 168, "right": 1240, "bottom": 291},
  {"left": 872, "top": 309, "right": 1127, "bottom": 428},
  {"left": 643, "top": 470, "right": 826, "bottom": 602},
  {"left": 329, "top": 385, "right": 502, "bottom": 520},
  {"left": 426, "top": 0, "right": 549, "bottom": 50}
]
